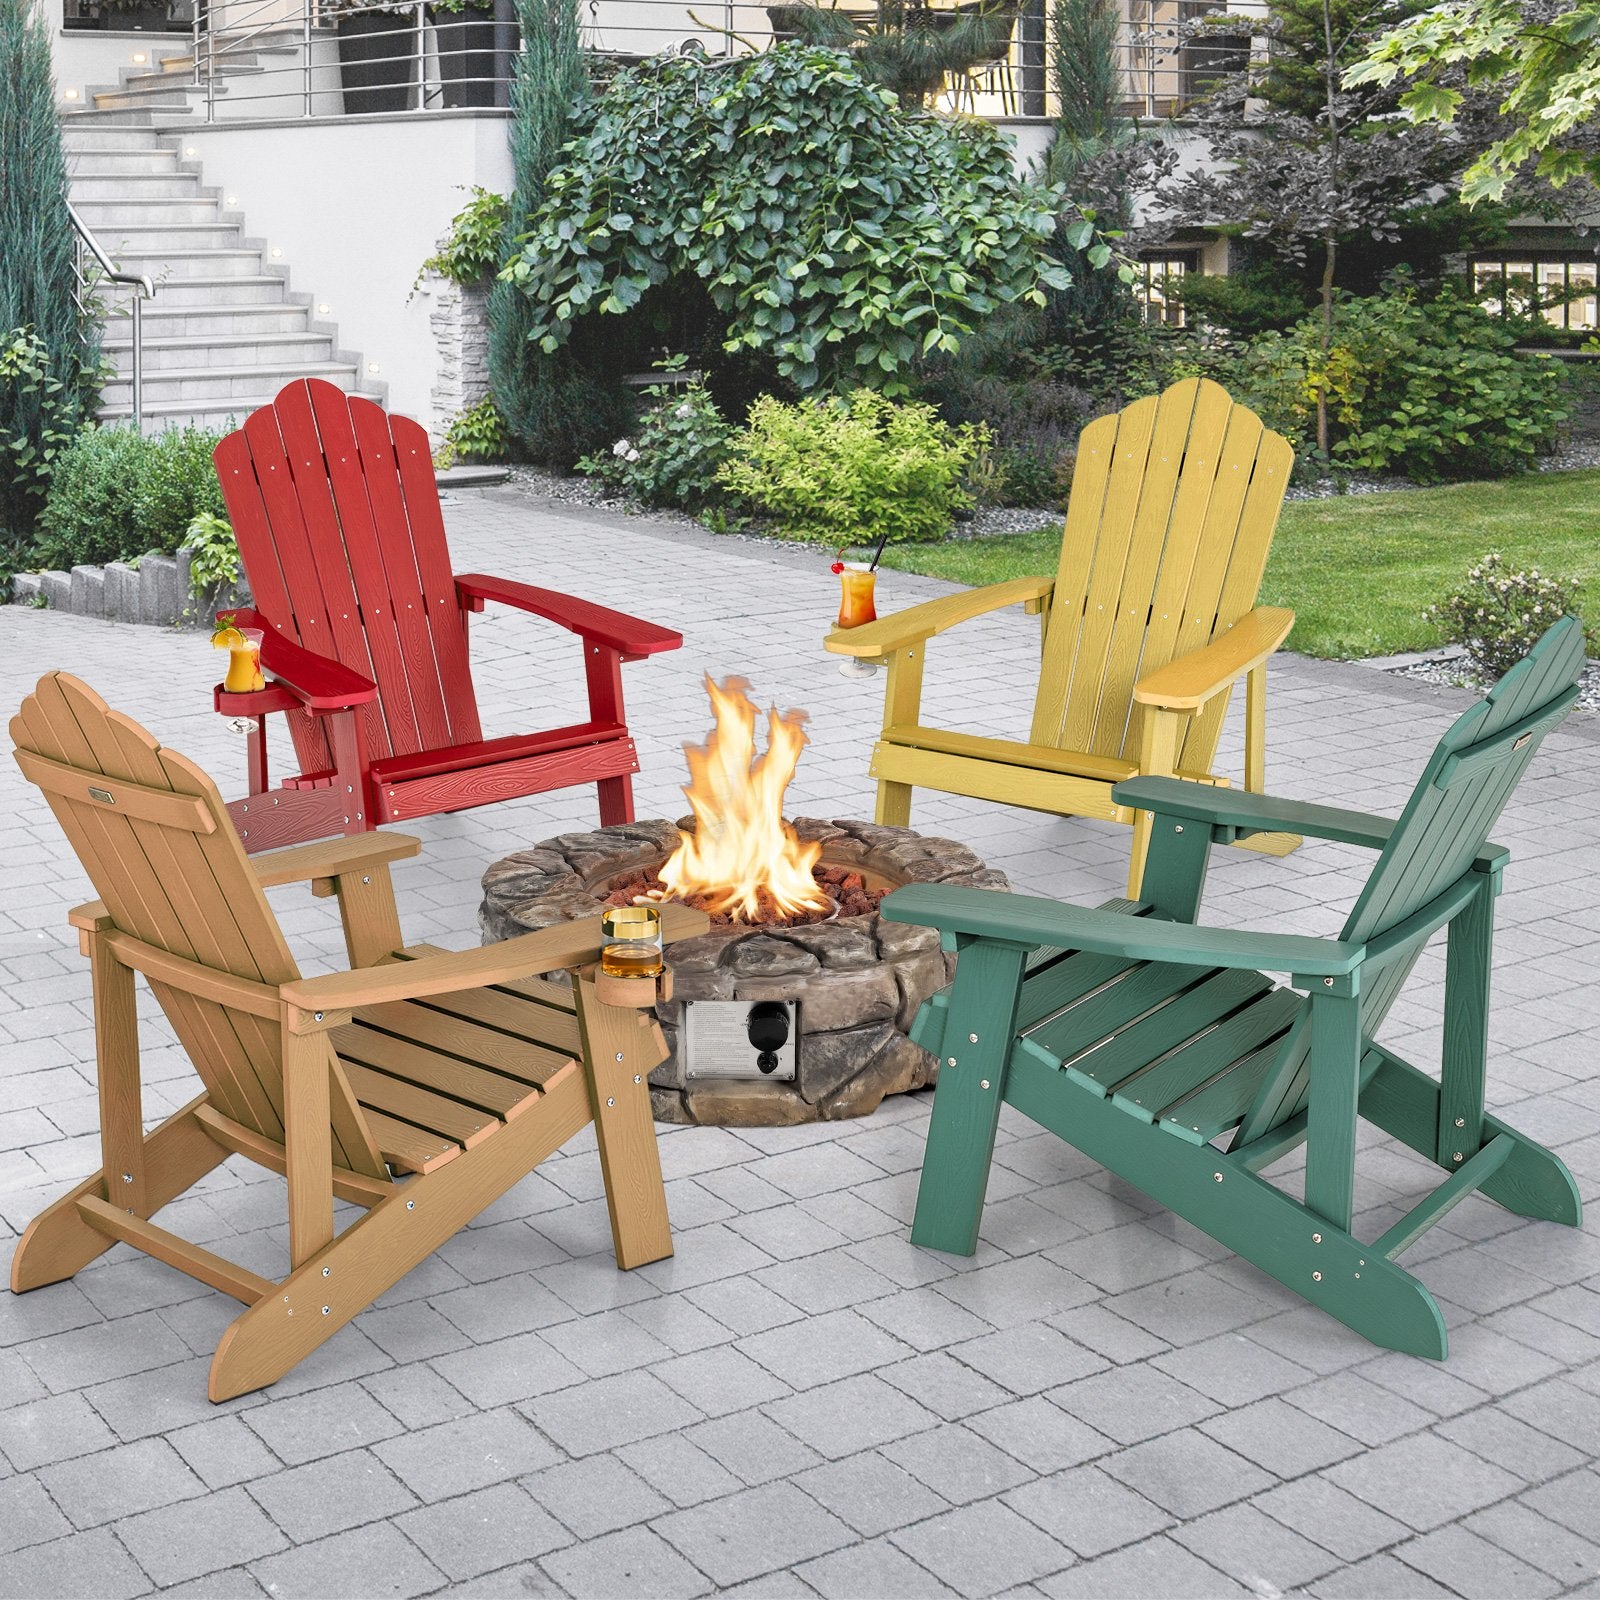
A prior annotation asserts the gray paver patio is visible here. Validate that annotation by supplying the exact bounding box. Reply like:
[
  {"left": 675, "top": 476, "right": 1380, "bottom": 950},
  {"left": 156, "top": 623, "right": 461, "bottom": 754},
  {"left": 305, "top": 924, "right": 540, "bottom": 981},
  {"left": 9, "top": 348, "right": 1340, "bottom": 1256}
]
[{"left": 1, "top": 484, "right": 1597, "bottom": 1599}]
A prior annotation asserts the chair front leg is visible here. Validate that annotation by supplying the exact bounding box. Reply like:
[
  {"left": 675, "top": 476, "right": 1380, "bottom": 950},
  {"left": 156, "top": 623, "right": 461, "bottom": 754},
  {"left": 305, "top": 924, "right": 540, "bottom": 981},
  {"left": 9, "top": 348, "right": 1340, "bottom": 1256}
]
[
  {"left": 1304, "top": 975, "right": 1362, "bottom": 1233},
  {"left": 1233, "top": 664, "right": 1302, "bottom": 860},
  {"left": 583, "top": 641, "right": 635, "bottom": 826},
  {"left": 911, "top": 938, "right": 1031, "bottom": 1256},
  {"left": 282, "top": 1026, "right": 335, "bottom": 1268},
  {"left": 876, "top": 643, "right": 927, "bottom": 828},
  {"left": 1129, "top": 706, "right": 1185, "bottom": 899},
  {"left": 573, "top": 977, "right": 672, "bottom": 1270}
]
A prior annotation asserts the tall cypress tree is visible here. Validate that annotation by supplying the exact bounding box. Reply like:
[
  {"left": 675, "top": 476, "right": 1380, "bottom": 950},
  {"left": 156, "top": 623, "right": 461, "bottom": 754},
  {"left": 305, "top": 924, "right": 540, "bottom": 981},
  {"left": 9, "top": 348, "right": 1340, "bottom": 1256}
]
[
  {"left": 1, "top": 0, "right": 100, "bottom": 558},
  {"left": 488, "top": 0, "right": 625, "bottom": 466},
  {"left": 1043, "top": 0, "right": 1145, "bottom": 340}
]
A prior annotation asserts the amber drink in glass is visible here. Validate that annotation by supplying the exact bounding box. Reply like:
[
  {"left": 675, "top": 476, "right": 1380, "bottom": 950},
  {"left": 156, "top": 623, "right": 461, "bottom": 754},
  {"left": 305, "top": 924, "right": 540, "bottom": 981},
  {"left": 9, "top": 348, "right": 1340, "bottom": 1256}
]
[
  {"left": 600, "top": 905, "right": 664, "bottom": 980},
  {"left": 836, "top": 563, "right": 878, "bottom": 629}
]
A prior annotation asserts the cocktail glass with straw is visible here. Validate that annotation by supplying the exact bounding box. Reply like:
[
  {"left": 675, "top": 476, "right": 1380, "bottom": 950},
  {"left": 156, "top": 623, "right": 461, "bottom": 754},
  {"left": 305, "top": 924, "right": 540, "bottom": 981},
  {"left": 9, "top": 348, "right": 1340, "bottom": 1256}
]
[{"left": 832, "top": 536, "right": 889, "bottom": 679}]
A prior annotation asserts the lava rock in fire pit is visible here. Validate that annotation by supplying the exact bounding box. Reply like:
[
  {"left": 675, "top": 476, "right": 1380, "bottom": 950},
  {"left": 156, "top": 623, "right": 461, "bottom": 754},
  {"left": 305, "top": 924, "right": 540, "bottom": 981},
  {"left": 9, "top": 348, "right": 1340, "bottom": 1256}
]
[{"left": 479, "top": 817, "right": 1008, "bottom": 1127}]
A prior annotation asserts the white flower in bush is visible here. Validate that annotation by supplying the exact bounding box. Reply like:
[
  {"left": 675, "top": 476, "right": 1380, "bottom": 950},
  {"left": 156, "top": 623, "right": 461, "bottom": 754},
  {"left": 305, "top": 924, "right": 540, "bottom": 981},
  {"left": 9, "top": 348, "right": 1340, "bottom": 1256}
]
[
  {"left": 1428, "top": 552, "right": 1588, "bottom": 680},
  {"left": 612, "top": 439, "right": 632, "bottom": 458}
]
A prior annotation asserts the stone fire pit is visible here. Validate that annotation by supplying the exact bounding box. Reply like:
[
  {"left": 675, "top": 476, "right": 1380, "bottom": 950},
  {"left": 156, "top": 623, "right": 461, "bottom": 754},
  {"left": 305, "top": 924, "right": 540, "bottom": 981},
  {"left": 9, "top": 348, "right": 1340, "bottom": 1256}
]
[{"left": 480, "top": 818, "right": 1007, "bottom": 1126}]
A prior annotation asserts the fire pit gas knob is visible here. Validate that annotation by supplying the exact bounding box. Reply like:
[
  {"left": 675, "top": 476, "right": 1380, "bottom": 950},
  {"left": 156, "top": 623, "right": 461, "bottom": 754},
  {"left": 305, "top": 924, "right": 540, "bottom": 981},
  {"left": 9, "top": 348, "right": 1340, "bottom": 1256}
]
[{"left": 747, "top": 1002, "right": 790, "bottom": 1076}]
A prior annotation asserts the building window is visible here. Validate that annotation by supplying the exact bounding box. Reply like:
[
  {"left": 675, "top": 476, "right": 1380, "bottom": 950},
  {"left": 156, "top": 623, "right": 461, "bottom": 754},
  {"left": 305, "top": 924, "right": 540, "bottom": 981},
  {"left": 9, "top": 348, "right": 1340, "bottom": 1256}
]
[
  {"left": 1473, "top": 256, "right": 1599, "bottom": 332},
  {"left": 1136, "top": 255, "right": 1195, "bottom": 325}
]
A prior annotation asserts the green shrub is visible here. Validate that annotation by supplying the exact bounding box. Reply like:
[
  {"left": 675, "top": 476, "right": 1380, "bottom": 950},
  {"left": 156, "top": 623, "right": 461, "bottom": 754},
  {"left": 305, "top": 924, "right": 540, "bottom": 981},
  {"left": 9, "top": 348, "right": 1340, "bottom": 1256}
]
[
  {"left": 136, "top": 425, "right": 226, "bottom": 545},
  {"left": 1209, "top": 282, "right": 1566, "bottom": 481},
  {"left": 183, "top": 510, "right": 239, "bottom": 599},
  {"left": 33, "top": 423, "right": 225, "bottom": 571},
  {"left": 717, "top": 390, "right": 985, "bottom": 544},
  {"left": 1172, "top": 268, "right": 1312, "bottom": 340},
  {"left": 1427, "top": 553, "right": 1591, "bottom": 679},
  {"left": 578, "top": 371, "right": 731, "bottom": 510},
  {"left": 32, "top": 426, "right": 149, "bottom": 569},
  {"left": 437, "top": 396, "right": 511, "bottom": 467},
  {"left": 505, "top": 46, "right": 1068, "bottom": 398},
  {"left": 1, "top": 328, "right": 82, "bottom": 578},
  {"left": 415, "top": 187, "right": 509, "bottom": 289}
]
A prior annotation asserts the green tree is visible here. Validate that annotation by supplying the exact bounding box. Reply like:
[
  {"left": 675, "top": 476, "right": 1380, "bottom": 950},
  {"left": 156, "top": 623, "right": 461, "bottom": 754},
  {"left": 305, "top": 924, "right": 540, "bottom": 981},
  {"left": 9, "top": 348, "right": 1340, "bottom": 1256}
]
[
  {"left": 0, "top": 0, "right": 101, "bottom": 565},
  {"left": 1352, "top": 0, "right": 1600, "bottom": 203},
  {"left": 504, "top": 47, "right": 1067, "bottom": 397},
  {"left": 1042, "top": 0, "right": 1165, "bottom": 342},
  {"left": 486, "top": 0, "right": 628, "bottom": 465}
]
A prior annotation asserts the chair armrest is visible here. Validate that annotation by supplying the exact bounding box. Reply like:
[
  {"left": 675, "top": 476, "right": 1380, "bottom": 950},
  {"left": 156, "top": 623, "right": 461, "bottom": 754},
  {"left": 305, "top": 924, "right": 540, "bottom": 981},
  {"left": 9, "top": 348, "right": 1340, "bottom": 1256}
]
[
  {"left": 455, "top": 574, "right": 683, "bottom": 656},
  {"left": 250, "top": 831, "right": 422, "bottom": 889},
  {"left": 1132, "top": 606, "right": 1295, "bottom": 711},
  {"left": 281, "top": 903, "right": 710, "bottom": 1028},
  {"left": 1112, "top": 776, "right": 1510, "bottom": 874},
  {"left": 824, "top": 575, "right": 1055, "bottom": 659},
  {"left": 217, "top": 608, "right": 379, "bottom": 712},
  {"left": 881, "top": 884, "right": 1364, "bottom": 977}
]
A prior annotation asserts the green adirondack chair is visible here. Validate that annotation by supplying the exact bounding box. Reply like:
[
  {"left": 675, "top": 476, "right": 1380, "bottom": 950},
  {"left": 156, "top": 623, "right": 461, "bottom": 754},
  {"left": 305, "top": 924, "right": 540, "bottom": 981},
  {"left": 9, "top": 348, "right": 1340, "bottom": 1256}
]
[{"left": 886, "top": 616, "right": 1587, "bottom": 1358}]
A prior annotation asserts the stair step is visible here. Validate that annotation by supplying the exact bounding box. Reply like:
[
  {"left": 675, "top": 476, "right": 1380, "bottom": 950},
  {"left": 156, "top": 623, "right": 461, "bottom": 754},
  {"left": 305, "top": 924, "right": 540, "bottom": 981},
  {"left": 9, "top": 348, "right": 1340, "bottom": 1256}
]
[
  {"left": 97, "top": 387, "right": 380, "bottom": 431},
  {"left": 70, "top": 198, "right": 227, "bottom": 225},
  {"left": 92, "top": 88, "right": 197, "bottom": 111},
  {"left": 105, "top": 304, "right": 313, "bottom": 338},
  {"left": 60, "top": 130, "right": 169, "bottom": 151},
  {"left": 68, "top": 172, "right": 200, "bottom": 198},
  {"left": 105, "top": 332, "right": 337, "bottom": 370},
  {"left": 123, "top": 64, "right": 264, "bottom": 92},
  {"left": 135, "top": 275, "right": 293, "bottom": 305},
  {"left": 63, "top": 150, "right": 181, "bottom": 175},
  {"left": 112, "top": 249, "right": 263, "bottom": 277},
  {"left": 103, "top": 360, "right": 361, "bottom": 403}
]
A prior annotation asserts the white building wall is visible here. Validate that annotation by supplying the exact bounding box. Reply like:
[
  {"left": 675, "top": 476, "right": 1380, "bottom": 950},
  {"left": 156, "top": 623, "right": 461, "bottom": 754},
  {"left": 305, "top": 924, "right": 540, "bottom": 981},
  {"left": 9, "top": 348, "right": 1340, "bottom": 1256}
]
[{"left": 175, "top": 111, "right": 514, "bottom": 422}]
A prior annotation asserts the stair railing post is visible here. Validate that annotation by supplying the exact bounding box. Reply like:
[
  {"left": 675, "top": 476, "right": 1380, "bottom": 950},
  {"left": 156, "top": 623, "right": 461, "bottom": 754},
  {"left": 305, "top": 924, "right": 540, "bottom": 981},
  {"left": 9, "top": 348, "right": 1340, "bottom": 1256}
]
[
  {"left": 303, "top": 0, "right": 314, "bottom": 116},
  {"left": 206, "top": 16, "right": 217, "bottom": 121},
  {"left": 130, "top": 293, "right": 144, "bottom": 437},
  {"left": 192, "top": 1, "right": 203, "bottom": 93},
  {"left": 416, "top": 0, "right": 427, "bottom": 110}
]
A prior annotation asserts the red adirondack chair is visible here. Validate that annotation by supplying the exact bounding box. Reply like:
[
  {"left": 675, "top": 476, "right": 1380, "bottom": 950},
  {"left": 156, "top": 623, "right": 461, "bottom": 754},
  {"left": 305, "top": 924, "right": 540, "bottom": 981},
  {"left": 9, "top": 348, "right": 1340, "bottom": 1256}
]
[{"left": 210, "top": 379, "right": 682, "bottom": 852}]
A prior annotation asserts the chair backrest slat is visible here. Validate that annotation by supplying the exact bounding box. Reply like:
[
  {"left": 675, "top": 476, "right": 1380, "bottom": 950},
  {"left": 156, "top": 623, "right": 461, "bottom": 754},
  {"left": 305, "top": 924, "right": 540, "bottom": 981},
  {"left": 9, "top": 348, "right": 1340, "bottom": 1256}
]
[
  {"left": 1030, "top": 379, "right": 1292, "bottom": 769},
  {"left": 216, "top": 379, "right": 484, "bottom": 769},
  {"left": 1233, "top": 616, "right": 1586, "bottom": 1146},
  {"left": 1344, "top": 616, "right": 1587, "bottom": 946},
  {"left": 11, "top": 674, "right": 386, "bottom": 1178}
]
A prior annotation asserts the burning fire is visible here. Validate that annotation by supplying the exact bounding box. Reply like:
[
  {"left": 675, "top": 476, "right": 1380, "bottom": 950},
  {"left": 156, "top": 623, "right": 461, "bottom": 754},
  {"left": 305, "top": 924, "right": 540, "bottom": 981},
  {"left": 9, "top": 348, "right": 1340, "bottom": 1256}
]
[{"left": 656, "top": 676, "right": 830, "bottom": 924}]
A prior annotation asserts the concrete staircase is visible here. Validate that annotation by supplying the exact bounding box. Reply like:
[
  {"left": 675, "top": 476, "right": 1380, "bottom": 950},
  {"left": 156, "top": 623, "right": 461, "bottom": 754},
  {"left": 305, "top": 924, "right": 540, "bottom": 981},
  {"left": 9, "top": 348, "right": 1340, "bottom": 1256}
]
[
  {"left": 80, "top": 29, "right": 315, "bottom": 119},
  {"left": 61, "top": 116, "right": 382, "bottom": 433}
]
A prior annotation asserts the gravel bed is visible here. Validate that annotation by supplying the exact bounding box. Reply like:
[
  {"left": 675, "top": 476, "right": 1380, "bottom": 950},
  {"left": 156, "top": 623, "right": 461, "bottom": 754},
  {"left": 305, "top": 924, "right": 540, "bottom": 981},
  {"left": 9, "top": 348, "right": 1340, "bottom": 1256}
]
[
  {"left": 1284, "top": 440, "right": 1600, "bottom": 501},
  {"left": 502, "top": 464, "right": 1059, "bottom": 542},
  {"left": 1385, "top": 651, "right": 1600, "bottom": 713}
]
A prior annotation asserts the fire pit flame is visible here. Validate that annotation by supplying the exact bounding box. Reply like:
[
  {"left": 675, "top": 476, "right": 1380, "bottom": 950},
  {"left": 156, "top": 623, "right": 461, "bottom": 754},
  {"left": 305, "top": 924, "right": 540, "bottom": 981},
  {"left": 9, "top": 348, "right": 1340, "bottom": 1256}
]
[{"left": 653, "top": 675, "right": 831, "bottom": 925}]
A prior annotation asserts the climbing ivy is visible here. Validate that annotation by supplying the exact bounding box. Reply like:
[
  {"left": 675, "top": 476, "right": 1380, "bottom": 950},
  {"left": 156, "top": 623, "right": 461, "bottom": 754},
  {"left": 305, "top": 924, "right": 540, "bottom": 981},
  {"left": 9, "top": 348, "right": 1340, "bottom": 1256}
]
[{"left": 503, "top": 46, "right": 1070, "bottom": 395}]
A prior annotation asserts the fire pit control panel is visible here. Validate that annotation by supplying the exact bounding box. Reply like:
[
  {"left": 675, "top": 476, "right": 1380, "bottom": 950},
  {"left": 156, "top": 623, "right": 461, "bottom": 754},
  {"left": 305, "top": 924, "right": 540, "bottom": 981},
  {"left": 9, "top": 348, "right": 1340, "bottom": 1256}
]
[{"left": 681, "top": 1000, "right": 799, "bottom": 1083}]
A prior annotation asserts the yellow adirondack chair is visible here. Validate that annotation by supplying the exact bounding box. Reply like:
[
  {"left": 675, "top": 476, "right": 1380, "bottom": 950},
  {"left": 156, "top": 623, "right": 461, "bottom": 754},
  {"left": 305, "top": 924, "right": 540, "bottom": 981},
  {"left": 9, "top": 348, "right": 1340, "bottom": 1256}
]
[
  {"left": 825, "top": 378, "right": 1300, "bottom": 895},
  {"left": 9, "top": 672, "right": 706, "bottom": 1400}
]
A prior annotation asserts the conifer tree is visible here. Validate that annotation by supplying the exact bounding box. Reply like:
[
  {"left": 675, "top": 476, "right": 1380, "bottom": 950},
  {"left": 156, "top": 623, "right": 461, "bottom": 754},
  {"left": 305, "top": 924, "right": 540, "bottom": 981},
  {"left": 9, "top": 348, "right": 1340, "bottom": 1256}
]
[
  {"left": 1, "top": 0, "right": 100, "bottom": 559},
  {"left": 487, "top": 0, "right": 626, "bottom": 466}
]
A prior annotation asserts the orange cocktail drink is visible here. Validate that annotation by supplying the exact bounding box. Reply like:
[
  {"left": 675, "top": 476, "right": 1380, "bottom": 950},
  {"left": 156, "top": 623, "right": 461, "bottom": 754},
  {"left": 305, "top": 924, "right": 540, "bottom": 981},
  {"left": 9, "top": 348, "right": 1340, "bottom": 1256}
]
[
  {"left": 836, "top": 563, "right": 878, "bottom": 629},
  {"left": 216, "top": 625, "right": 266, "bottom": 692}
]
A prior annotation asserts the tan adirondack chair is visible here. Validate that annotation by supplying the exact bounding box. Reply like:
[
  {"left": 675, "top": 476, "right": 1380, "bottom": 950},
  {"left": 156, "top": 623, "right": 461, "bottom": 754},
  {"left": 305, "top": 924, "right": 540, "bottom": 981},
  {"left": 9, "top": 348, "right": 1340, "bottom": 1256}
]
[
  {"left": 9, "top": 673, "right": 706, "bottom": 1401},
  {"left": 825, "top": 378, "right": 1300, "bottom": 895}
]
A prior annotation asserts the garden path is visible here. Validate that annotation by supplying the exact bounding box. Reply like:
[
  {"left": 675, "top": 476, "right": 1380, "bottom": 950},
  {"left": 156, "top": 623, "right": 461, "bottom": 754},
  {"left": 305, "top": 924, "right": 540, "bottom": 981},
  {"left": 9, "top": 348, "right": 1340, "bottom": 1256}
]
[{"left": 0, "top": 486, "right": 1596, "bottom": 1600}]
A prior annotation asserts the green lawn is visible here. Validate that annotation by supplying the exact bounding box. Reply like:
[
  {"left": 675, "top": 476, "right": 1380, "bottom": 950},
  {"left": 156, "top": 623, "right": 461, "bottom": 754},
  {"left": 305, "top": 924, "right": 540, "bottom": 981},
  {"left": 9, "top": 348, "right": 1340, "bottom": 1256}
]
[{"left": 878, "top": 470, "right": 1600, "bottom": 659}]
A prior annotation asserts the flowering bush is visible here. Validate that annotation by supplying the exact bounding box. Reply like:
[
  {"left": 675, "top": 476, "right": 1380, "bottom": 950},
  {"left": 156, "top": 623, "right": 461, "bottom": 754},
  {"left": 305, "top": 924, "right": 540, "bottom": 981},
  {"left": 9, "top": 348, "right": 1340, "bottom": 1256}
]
[
  {"left": 1427, "top": 553, "right": 1590, "bottom": 679},
  {"left": 577, "top": 372, "right": 731, "bottom": 510}
]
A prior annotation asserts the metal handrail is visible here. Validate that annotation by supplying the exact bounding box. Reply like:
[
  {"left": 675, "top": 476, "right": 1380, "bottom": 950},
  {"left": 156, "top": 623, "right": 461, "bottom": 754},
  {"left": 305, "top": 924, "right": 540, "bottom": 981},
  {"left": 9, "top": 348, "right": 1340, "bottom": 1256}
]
[
  {"left": 152, "top": 0, "right": 1247, "bottom": 123},
  {"left": 67, "top": 199, "right": 155, "bottom": 434}
]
